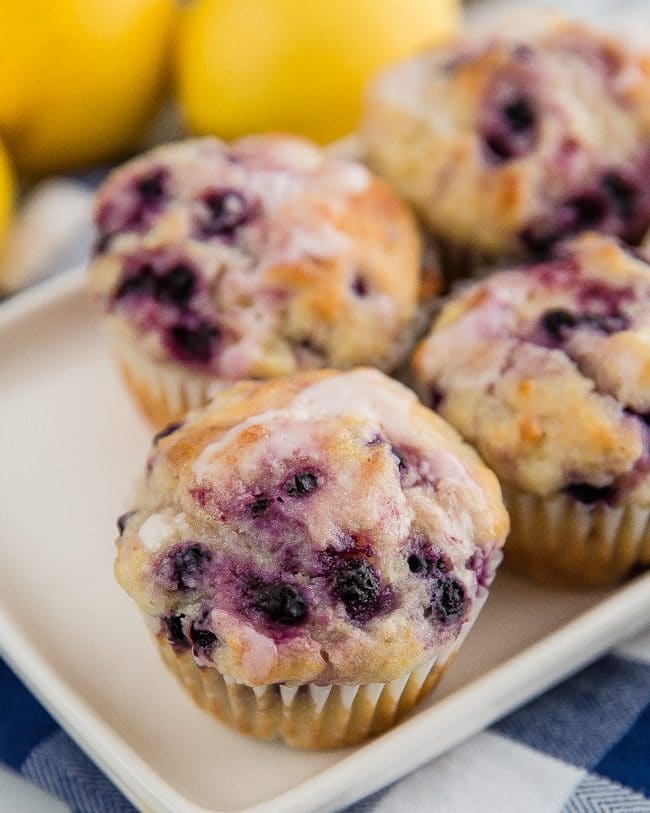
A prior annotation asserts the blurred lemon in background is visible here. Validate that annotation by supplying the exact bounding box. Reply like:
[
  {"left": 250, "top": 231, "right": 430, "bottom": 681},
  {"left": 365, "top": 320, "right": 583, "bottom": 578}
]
[
  {"left": 0, "top": 0, "right": 177, "bottom": 176},
  {"left": 0, "top": 140, "right": 14, "bottom": 249},
  {"left": 176, "top": 0, "right": 461, "bottom": 143}
]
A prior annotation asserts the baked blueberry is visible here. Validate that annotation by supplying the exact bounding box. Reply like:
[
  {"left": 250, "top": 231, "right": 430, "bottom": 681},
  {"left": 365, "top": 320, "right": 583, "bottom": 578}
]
[
  {"left": 166, "top": 322, "right": 220, "bottom": 364},
  {"left": 156, "top": 264, "right": 196, "bottom": 306},
  {"left": 412, "top": 233, "right": 650, "bottom": 587},
  {"left": 351, "top": 274, "right": 369, "bottom": 297},
  {"left": 249, "top": 495, "right": 270, "bottom": 517},
  {"left": 407, "top": 553, "right": 428, "bottom": 574},
  {"left": 482, "top": 94, "right": 538, "bottom": 163},
  {"left": 284, "top": 471, "right": 319, "bottom": 496},
  {"left": 331, "top": 557, "right": 381, "bottom": 620},
  {"left": 113, "top": 368, "right": 508, "bottom": 745},
  {"left": 541, "top": 308, "right": 578, "bottom": 339},
  {"left": 252, "top": 581, "right": 308, "bottom": 625},
  {"left": 97, "top": 168, "right": 168, "bottom": 236},
  {"left": 136, "top": 170, "right": 166, "bottom": 202},
  {"left": 158, "top": 543, "right": 212, "bottom": 590},
  {"left": 164, "top": 614, "right": 188, "bottom": 648},
  {"left": 364, "top": 17, "right": 650, "bottom": 278},
  {"left": 199, "top": 189, "right": 253, "bottom": 236},
  {"left": 407, "top": 544, "right": 452, "bottom": 577},
  {"left": 431, "top": 577, "right": 467, "bottom": 623},
  {"left": 190, "top": 624, "right": 218, "bottom": 654},
  {"left": 115, "top": 264, "right": 157, "bottom": 301}
]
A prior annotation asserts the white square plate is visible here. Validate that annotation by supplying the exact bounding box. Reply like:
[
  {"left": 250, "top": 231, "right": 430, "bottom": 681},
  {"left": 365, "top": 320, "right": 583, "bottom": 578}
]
[{"left": 2, "top": 269, "right": 650, "bottom": 813}]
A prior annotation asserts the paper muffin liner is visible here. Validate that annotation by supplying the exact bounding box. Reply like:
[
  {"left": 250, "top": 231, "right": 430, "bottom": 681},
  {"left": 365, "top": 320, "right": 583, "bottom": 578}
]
[
  {"left": 430, "top": 236, "right": 514, "bottom": 289},
  {"left": 106, "top": 318, "right": 427, "bottom": 430},
  {"left": 502, "top": 482, "right": 650, "bottom": 588},
  {"left": 106, "top": 325, "right": 223, "bottom": 428},
  {"left": 151, "top": 584, "right": 492, "bottom": 750}
]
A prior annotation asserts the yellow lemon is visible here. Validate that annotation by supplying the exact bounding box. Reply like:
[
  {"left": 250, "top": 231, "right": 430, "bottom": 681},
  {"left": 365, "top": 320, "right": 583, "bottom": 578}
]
[
  {"left": 0, "top": 140, "right": 14, "bottom": 249},
  {"left": 0, "top": 0, "right": 178, "bottom": 176},
  {"left": 176, "top": 0, "right": 460, "bottom": 143}
]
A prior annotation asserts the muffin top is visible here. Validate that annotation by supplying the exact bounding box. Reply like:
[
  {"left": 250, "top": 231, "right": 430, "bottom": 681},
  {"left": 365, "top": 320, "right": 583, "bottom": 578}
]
[
  {"left": 413, "top": 233, "right": 650, "bottom": 505},
  {"left": 88, "top": 135, "right": 420, "bottom": 379},
  {"left": 115, "top": 368, "right": 508, "bottom": 686},
  {"left": 363, "top": 15, "right": 650, "bottom": 256}
]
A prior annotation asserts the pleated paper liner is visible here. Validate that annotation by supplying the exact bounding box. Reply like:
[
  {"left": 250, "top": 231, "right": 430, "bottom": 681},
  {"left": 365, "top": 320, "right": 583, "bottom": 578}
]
[
  {"left": 106, "top": 315, "right": 431, "bottom": 431},
  {"left": 430, "top": 236, "right": 520, "bottom": 290},
  {"left": 152, "top": 587, "right": 490, "bottom": 750},
  {"left": 502, "top": 482, "right": 650, "bottom": 588},
  {"left": 106, "top": 326, "right": 223, "bottom": 429}
]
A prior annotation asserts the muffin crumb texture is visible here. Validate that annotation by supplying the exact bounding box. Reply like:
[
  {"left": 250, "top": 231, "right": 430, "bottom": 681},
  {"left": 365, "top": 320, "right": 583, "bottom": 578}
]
[
  {"left": 115, "top": 369, "right": 508, "bottom": 689},
  {"left": 88, "top": 135, "right": 421, "bottom": 384},
  {"left": 364, "top": 15, "right": 650, "bottom": 257},
  {"left": 413, "top": 233, "right": 650, "bottom": 507}
]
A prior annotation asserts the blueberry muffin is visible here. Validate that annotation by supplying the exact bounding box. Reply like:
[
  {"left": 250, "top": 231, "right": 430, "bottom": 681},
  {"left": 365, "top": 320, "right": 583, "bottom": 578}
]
[
  {"left": 363, "top": 15, "right": 650, "bottom": 283},
  {"left": 115, "top": 368, "right": 508, "bottom": 748},
  {"left": 412, "top": 233, "right": 650, "bottom": 587},
  {"left": 88, "top": 135, "right": 421, "bottom": 427}
]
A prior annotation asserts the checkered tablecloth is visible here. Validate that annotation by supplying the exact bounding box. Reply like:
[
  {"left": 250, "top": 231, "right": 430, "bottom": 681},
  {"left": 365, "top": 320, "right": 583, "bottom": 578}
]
[{"left": 2, "top": 627, "right": 650, "bottom": 812}]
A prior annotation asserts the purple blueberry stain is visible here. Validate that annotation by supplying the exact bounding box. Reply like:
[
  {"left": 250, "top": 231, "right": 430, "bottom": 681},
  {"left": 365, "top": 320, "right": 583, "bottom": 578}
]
[
  {"left": 136, "top": 170, "right": 166, "bottom": 203},
  {"left": 390, "top": 445, "right": 407, "bottom": 473},
  {"left": 97, "top": 167, "right": 168, "bottom": 236},
  {"left": 577, "top": 278, "right": 634, "bottom": 316},
  {"left": 581, "top": 313, "right": 628, "bottom": 334},
  {"left": 482, "top": 95, "right": 538, "bottom": 163},
  {"left": 157, "top": 543, "right": 212, "bottom": 591},
  {"left": 430, "top": 576, "right": 468, "bottom": 623},
  {"left": 541, "top": 308, "right": 578, "bottom": 341},
  {"left": 164, "top": 614, "right": 189, "bottom": 649},
  {"left": 155, "top": 264, "right": 196, "bottom": 306},
  {"left": 466, "top": 549, "right": 493, "bottom": 589},
  {"left": 521, "top": 157, "right": 650, "bottom": 256},
  {"left": 407, "top": 553, "right": 429, "bottom": 575},
  {"left": 251, "top": 580, "right": 309, "bottom": 626},
  {"left": 351, "top": 274, "right": 369, "bottom": 297},
  {"left": 521, "top": 192, "right": 607, "bottom": 256},
  {"left": 249, "top": 495, "right": 270, "bottom": 517},
  {"left": 539, "top": 306, "right": 628, "bottom": 345},
  {"left": 407, "top": 542, "right": 452, "bottom": 578},
  {"left": 189, "top": 623, "right": 219, "bottom": 657},
  {"left": 153, "top": 421, "right": 183, "bottom": 445},
  {"left": 284, "top": 471, "right": 319, "bottom": 497},
  {"left": 166, "top": 320, "right": 220, "bottom": 365},
  {"left": 328, "top": 555, "right": 386, "bottom": 622},
  {"left": 115, "top": 263, "right": 158, "bottom": 301},
  {"left": 190, "top": 486, "right": 211, "bottom": 509},
  {"left": 197, "top": 189, "right": 255, "bottom": 237},
  {"left": 114, "top": 259, "right": 197, "bottom": 308}
]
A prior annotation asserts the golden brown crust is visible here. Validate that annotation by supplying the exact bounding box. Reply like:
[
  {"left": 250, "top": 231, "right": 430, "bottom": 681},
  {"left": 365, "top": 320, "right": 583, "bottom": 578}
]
[
  {"left": 115, "top": 369, "right": 508, "bottom": 686},
  {"left": 88, "top": 135, "right": 422, "bottom": 402},
  {"left": 364, "top": 15, "right": 650, "bottom": 258},
  {"left": 412, "top": 233, "right": 650, "bottom": 506}
]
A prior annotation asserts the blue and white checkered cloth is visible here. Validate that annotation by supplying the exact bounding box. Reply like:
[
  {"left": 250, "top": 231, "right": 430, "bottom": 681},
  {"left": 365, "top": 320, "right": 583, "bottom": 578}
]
[{"left": 2, "top": 627, "right": 650, "bottom": 812}]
